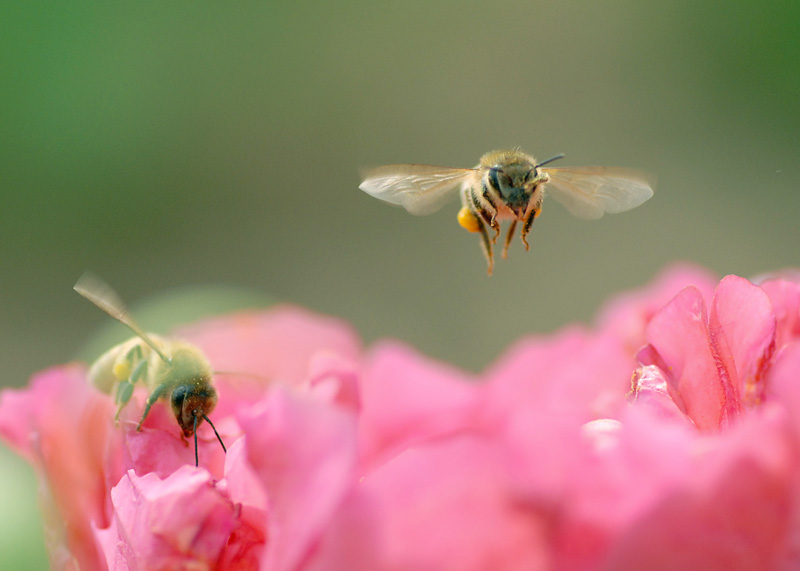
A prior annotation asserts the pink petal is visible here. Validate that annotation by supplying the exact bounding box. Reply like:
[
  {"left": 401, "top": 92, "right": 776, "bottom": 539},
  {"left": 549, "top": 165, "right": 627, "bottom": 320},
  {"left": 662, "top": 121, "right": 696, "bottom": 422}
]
[
  {"left": 710, "top": 275, "right": 776, "bottom": 407},
  {"left": 553, "top": 408, "right": 697, "bottom": 567},
  {"left": 640, "top": 286, "right": 738, "bottom": 429},
  {"left": 494, "top": 407, "right": 584, "bottom": 506},
  {"left": 237, "top": 386, "right": 358, "bottom": 571},
  {"left": 601, "top": 408, "right": 797, "bottom": 570},
  {"left": 597, "top": 263, "right": 719, "bottom": 354},
  {"left": 760, "top": 279, "right": 800, "bottom": 350},
  {"left": 221, "top": 437, "right": 268, "bottom": 513},
  {"left": 300, "top": 487, "right": 384, "bottom": 571},
  {"left": 176, "top": 306, "right": 361, "bottom": 418},
  {"left": 314, "top": 436, "right": 551, "bottom": 571},
  {"left": 551, "top": 405, "right": 798, "bottom": 567},
  {"left": 485, "top": 327, "right": 635, "bottom": 422},
  {"left": 580, "top": 418, "right": 623, "bottom": 452},
  {"left": 629, "top": 365, "right": 689, "bottom": 424},
  {"left": 357, "top": 342, "right": 481, "bottom": 470},
  {"left": 0, "top": 365, "right": 116, "bottom": 570},
  {"left": 97, "top": 467, "right": 241, "bottom": 569},
  {"left": 766, "top": 342, "right": 800, "bottom": 418},
  {"left": 305, "top": 352, "right": 361, "bottom": 413},
  {"left": 214, "top": 504, "right": 267, "bottom": 571}
]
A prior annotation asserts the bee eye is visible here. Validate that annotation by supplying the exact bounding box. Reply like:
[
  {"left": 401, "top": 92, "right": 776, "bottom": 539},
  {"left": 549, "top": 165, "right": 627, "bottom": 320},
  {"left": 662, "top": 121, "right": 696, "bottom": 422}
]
[{"left": 171, "top": 385, "right": 188, "bottom": 410}]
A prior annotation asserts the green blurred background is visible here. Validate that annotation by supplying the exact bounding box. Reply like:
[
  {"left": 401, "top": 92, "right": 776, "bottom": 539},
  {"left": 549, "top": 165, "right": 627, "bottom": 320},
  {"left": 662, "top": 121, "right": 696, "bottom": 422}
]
[{"left": 1, "top": 1, "right": 798, "bottom": 566}]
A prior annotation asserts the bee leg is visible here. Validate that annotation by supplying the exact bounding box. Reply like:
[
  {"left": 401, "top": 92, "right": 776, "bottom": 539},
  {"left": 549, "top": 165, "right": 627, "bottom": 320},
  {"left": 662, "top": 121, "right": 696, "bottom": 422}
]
[
  {"left": 136, "top": 383, "right": 168, "bottom": 431},
  {"left": 114, "top": 381, "right": 135, "bottom": 422},
  {"left": 457, "top": 205, "right": 493, "bottom": 273},
  {"left": 477, "top": 218, "right": 495, "bottom": 275},
  {"left": 502, "top": 219, "right": 518, "bottom": 259},
  {"left": 486, "top": 214, "right": 500, "bottom": 244},
  {"left": 470, "top": 186, "right": 500, "bottom": 243},
  {"left": 520, "top": 207, "right": 541, "bottom": 251}
]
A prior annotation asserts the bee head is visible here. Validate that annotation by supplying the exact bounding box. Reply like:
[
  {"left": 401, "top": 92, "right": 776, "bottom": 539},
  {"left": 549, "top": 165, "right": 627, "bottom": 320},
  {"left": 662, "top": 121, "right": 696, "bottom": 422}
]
[
  {"left": 488, "top": 161, "right": 539, "bottom": 211},
  {"left": 170, "top": 380, "right": 218, "bottom": 438}
]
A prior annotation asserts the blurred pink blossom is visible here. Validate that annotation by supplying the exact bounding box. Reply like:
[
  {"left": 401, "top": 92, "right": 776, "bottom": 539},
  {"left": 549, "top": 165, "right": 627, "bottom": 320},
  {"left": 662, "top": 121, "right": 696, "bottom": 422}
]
[{"left": 3, "top": 266, "right": 800, "bottom": 570}]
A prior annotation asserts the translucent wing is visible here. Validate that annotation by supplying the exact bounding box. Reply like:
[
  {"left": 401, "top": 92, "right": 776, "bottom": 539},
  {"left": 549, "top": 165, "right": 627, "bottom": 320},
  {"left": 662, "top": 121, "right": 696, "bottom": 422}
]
[
  {"left": 544, "top": 166, "right": 655, "bottom": 220},
  {"left": 74, "top": 272, "right": 170, "bottom": 362},
  {"left": 359, "top": 164, "right": 477, "bottom": 215}
]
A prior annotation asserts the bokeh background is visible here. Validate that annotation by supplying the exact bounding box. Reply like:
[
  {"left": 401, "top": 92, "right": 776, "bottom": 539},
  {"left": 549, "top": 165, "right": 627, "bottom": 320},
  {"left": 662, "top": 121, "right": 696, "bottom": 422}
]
[{"left": 2, "top": 1, "right": 798, "bottom": 566}]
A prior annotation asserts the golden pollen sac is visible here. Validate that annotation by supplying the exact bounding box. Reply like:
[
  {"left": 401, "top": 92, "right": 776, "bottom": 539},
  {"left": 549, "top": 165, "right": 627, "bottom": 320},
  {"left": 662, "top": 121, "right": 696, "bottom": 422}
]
[
  {"left": 457, "top": 207, "right": 482, "bottom": 233},
  {"left": 113, "top": 361, "right": 132, "bottom": 381}
]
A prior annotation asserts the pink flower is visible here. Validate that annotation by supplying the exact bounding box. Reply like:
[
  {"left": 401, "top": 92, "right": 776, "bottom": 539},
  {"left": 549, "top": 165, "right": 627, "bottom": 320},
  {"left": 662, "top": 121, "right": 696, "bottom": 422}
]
[
  {"left": 633, "top": 273, "right": 797, "bottom": 427},
  {"left": 0, "top": 305, "right": 361, "bottom": 570},
  {"left": 3, "top": 266, "right": 800, "bottom": 570}
]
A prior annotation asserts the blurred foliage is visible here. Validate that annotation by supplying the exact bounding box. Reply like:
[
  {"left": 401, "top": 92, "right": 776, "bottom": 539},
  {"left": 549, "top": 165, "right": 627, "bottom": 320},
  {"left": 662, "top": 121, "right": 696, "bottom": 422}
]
[
  {"left": 1, "top": 2, "right": 798, "bottom": 565},
  {"left": 0, "top": 447, "right": 47, "bottom": 568}
]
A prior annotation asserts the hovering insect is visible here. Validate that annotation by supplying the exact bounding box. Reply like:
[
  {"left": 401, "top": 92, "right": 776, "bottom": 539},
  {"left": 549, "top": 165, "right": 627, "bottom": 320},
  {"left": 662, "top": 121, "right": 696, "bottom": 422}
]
[
  {"left": 74, "top": 272, "right": 226, "bottom": 467},
  {"left": 359, "top": 149, "right": 654, "bottom": 274}
]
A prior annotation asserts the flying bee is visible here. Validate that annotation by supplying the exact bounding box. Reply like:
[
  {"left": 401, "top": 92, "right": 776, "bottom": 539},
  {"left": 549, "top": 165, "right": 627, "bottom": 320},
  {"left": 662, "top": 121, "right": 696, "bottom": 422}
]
[
  {"left": 74, "top": 272, "right": 226, "bottom": 467},
  {"left": 359, "top": 149, "right": 655, "bottom": 274}
]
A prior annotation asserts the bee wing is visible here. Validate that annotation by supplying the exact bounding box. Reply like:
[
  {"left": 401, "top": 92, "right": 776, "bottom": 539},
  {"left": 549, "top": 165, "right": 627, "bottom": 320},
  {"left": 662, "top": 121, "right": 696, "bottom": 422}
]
[
  {"left": 74, "top": 272, "right": 135, "bottom": 325},
  {"left": 359, "top": 164, "right": 477, "bottom": 215},
  {"left": 544, "top": 166, "right": 655, "bottom": 220},
  {"left": 74, "top": 272, "right": 170, "bottom": 362}
]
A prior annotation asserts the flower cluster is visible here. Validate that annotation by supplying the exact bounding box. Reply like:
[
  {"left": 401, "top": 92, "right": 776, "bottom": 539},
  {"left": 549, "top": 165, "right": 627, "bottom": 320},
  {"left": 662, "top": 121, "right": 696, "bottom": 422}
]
[{"left": 2, "top": 265, "right": 800, "bottom": 570}]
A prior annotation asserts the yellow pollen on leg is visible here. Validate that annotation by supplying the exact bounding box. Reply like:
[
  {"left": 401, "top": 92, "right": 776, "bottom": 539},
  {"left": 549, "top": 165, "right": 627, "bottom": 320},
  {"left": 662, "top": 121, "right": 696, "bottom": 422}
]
[
  {"left": 113, "top": 360, "right": 132, "bottom": 380},
  {"left": 457, "top": 207, "right": 481, "bottom": 233}
]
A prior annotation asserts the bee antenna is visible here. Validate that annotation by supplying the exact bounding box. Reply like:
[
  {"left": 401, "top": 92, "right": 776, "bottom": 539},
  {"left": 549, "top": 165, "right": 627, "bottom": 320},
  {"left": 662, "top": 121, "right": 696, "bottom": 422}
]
[
  {"left": 203, "top": 414, "right": 227, "bottom": 454},
  {"left": 193, "top": 414, "right": 199, "bottom": 467},
  {"left": 535, "top": 154, "right": 565, "bottom": 168},
  {"left": 192, "top": 413, "right": 226, "bottom": 467}
]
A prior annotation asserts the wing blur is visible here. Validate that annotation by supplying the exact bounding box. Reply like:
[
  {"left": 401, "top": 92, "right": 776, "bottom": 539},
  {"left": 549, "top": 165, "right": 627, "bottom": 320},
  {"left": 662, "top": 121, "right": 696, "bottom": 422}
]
[
  {"left": 359, "top": 164, "right": 476, "bottom": 215},
  {"left": 74, "top": 272, "right": 169, "bottom": 362},
  {"left": 544, "top": 166, "right": 654, "bottom": 220}
]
